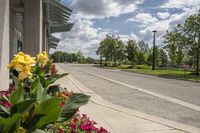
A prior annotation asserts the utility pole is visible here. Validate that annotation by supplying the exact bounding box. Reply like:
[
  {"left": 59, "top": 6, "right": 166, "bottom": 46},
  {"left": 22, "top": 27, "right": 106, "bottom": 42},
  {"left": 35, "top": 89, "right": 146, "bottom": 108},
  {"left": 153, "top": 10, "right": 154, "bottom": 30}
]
[{"left": 152, "top": 30, "right": 157, "bottom": 70}]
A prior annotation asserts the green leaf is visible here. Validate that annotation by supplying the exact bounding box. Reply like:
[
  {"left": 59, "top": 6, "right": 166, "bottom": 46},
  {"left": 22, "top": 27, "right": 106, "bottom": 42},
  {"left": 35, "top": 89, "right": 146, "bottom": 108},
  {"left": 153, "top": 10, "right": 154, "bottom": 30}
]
[
  {"left": 1, "top": 95, "right": 10, "bottom": 103},
  {"left": 47, "top": 85, "right": 60, "bottom": 94},
  {"left": 0, "top": 113, "right": 21, "bottom": 133},
  {"left": 45, "top": 73, "right": 68, "bottom": 87},
  {"left": 31, "top": 129, "right": 46, "bottom": 133},
  {"left": 12, "top": 75, "right": 19, "bottom": 89},
  {"left": 58, "top": 93, "right": 90, "bottom": 122},
  {"left": 35, "top": 97, "right": 62, "bottom": 128},
  {"left": 35, "top": 67, "right": 45, "bottom": 77},
  {"left": 10, "top": 86, "right": 25, "bottom": 105},
  {"left": 30, "top": 78, "right": 40, "bottom": 93},
  {"left": 0, "top": 105, "right": 10, "bottom": 116},
  {"left": 10, "top": 100, "right": 36, "bottom": 114},
  {"left": 30, "top": 77, "right": 50, "bottom": 103},
  {"left": 36, "top": 79, "right": 50, "bottom": 103}
]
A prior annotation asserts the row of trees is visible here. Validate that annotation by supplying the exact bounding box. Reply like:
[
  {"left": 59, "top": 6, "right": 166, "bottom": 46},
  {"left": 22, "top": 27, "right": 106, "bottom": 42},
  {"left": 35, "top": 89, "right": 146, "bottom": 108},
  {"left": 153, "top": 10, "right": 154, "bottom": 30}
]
[
  {"left": 96, "top": 11, "right": 200, "bottom": 75},
  {"left": 96, "top": 35, "right": 167, "bottom": 67},
  {"left": 51, "top": 51, "right": 95, "bottom": 64}
]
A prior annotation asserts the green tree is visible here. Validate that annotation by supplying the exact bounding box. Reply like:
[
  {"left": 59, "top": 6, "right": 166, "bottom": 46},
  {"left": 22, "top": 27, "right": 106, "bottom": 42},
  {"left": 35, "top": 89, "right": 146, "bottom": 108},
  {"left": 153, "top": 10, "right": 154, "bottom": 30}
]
[
  {"left": 159, "top": 48, "right": 168, "bottom": 67},
  {"left": 96, "top": 35, "right": 125, "bottom": 66},
  {"left": 126, "top": 39, "right": 138, "bottom": 65},
  {"left": 182, "top": 11, "right": 200, "bottom": 76}
]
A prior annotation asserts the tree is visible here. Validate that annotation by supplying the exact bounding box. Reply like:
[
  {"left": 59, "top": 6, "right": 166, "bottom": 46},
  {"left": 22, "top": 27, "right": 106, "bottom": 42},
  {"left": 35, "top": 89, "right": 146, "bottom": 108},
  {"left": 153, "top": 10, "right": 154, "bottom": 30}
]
[
  {"left": 96, "top": 35, "right": 125, "bottom": 66},
  {"left": 159, "top": 48, "right": 168, "bottom": 67},
  {"left": 137, "top": 41, "right": 149, "bottom": 65},
  {"left": 126, "top": 39, "right": 138, "bottom": 65},
  {"left": 182, "top": 11, "right": 200, "bottom": 76}
]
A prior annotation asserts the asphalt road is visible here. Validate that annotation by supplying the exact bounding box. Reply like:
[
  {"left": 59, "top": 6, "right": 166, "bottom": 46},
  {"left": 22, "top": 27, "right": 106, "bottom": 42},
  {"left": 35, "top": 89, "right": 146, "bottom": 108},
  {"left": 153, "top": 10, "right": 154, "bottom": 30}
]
[{"left": 58, "top": 63, "right": 200, "bottom": 128}]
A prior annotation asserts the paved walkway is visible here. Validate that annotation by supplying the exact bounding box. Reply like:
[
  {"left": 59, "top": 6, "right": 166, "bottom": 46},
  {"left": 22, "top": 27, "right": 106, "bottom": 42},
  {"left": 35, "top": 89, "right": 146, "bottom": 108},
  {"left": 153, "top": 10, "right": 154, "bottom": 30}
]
[{"left": 56, "top": 66, "right": 200, "bottom": 133}]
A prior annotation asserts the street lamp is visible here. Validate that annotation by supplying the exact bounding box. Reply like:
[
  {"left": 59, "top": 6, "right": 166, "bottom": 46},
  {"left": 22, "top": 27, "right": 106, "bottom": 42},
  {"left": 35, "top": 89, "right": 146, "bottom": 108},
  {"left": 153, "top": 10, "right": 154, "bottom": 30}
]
[{"left": 152, "top": 30, "right": 157, "bottom": 70}]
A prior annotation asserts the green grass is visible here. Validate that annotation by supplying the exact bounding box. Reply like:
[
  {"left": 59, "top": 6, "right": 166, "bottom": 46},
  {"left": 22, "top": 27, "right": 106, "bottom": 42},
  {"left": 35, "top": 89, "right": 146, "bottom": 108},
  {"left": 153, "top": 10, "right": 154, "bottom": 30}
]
[
  {"left": 94, "top": 64, "right": 200, "bottom": 82},
  {"left": 126, "top": 69, "right": 200, "bottom": 82}
]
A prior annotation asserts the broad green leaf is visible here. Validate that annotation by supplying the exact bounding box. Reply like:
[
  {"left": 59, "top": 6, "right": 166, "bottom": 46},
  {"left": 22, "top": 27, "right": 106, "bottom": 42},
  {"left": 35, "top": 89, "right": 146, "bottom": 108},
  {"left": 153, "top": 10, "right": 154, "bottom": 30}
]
[
  {"left": 36, "top": 79, "right": 50, "bottom": 103},
  {"left": 30, "top": 78, "right": 40, "bottom": 93},
  {"left": 12, "top": 75, "right": 19, "bottom": 89},
  {"left": 10, "top": 100, "right": 36, "bottom": 114},
  {"left": 1, "top": 95, "right": 11, "bottom": 103},
  {"left": 31, "top": 129, "right": 46, "bottom": 133},
  {"left": 0, "top": 105, "right": 10, "bottom": 116},
  {"left": 45, "top": 73, "right": 68, "bottom": 87},
  {"left": 39, "top": 76, "right": 46, "bottom": 88},
  {"left": 35, "top": 97, "right": 62, "bottom": 128},
  {"left": 10, "top": 86, "right": 24, "bottom": 105},
  {"left": 47, "top": 85, "right": 60, "bottom": 94},
  {"left": 58, "top": 93, "right": 90, "bottom": 122},
  {"left": 0, "top": 113, "right": 21, "bottom": 133},
  {"left": 30, "top": 77, "right": 50, "bottom": 103},
  {"left": 35, "top": 66, "right": 45, "bottom": 77}
]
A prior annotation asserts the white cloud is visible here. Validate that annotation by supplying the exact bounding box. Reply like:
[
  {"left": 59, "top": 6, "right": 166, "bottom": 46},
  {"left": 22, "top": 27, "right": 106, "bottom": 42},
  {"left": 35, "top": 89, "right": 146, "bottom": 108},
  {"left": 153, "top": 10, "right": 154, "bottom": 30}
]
[
  {"left": 127, "top": 13, "right": 158, "bottom": 24},
  {"left": 51, "top": 19, "right": 110, "bottom": 58},
  {"left": 161, "top": 0, "right": 200, "bottom": 9},
  {"left": 71, "top": 0, "right": 144, "bottom": 19},
  {"left": 157, "top": 12, "right": 170, "bottom": 19},
  {"left": 138, "top": 4, "right": 200, "bottom": 45}
]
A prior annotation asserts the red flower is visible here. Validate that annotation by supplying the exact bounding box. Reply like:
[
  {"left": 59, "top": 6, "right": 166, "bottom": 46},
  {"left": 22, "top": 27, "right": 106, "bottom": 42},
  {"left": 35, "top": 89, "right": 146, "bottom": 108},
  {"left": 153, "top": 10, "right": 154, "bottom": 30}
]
[
  {"left": 82, "top": 114, "right": 87, "bottom": 117},
  {"left": 50, "top": 64, "right": 58, "bottom": 75},
  {"left": 60, "top": 101, "right": 65, "bottom": 107},
  {"left": 1, "top": 101, "right": 12, "bottom": 109},
  {"left": 70, "top": 121, "right": 76, "bottom": 129},
  {"left": 59, "top": 128, "right": 64, "bottom": 133},
  {"left": 81, "top": 124, "right": 86, "bottom": 130}
]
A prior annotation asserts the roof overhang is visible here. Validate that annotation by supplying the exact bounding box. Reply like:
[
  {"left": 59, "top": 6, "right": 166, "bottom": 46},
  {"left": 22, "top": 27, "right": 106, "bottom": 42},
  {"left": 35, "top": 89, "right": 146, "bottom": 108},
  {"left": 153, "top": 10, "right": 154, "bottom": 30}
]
[
  {"left": 44, "top": 0, "right": 74, "bottom": 49},
  {"left": 44, "top": 0, "right": 74, "bottom": 33},
  {"left": 50, "top": 23, "right": 74, "bottom": 33},
  {"left": 49, "top": 41, "right": 58, "bottom": 49}
]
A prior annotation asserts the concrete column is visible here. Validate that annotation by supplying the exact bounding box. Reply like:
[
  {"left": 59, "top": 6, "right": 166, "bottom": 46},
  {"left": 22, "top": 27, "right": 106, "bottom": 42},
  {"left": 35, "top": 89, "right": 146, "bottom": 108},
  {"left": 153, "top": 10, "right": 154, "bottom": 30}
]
[
  {"left": 0, "top": 0, "right": 10, "bottom": 90},
  {"left": 24, "top": 0, "right": 43, "bottom": 56},
  {"left": 42, "top": 20, "right": 47, "bottom": 52}
]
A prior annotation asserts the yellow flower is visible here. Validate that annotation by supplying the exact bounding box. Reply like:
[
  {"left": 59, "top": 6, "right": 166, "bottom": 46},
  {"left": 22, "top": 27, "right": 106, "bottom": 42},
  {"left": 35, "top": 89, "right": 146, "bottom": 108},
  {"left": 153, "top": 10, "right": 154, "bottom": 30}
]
[
  {"left": 18, "top": 127, "right": 27, "bottom": 133},
  {"left": 8, "top": 52, "right": 36, "bottom": 80},
  {"left": 18, "top": 72, "right": 29, "bottom": 80},
  {"left": 36, "top": 51, "right": 49, "bottom": 66}
]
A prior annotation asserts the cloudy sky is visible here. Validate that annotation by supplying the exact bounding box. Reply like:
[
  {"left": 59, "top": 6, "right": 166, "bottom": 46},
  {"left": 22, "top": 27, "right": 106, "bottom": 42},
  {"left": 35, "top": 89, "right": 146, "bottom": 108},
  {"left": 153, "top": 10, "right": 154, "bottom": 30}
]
[{"left": 52, "top": 0, "right": 200, "bottom": 58}]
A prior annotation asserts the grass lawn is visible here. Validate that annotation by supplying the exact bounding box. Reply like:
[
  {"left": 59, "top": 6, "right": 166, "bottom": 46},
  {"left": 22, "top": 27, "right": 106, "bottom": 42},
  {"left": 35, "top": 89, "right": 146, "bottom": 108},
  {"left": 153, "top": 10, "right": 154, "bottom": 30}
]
[
  {"left": 95, "top": 65, "right": 200, "bottom": 82},
  {"left": 126, "top": 69, "right": 200, "bottom": 82}
]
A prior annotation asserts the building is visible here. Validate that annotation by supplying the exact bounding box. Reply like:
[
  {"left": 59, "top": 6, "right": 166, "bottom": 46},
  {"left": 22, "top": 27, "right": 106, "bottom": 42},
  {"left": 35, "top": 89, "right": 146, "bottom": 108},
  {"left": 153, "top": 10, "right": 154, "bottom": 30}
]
[{"left": 0, "top": 0, "right": 73, "bottom": 90}]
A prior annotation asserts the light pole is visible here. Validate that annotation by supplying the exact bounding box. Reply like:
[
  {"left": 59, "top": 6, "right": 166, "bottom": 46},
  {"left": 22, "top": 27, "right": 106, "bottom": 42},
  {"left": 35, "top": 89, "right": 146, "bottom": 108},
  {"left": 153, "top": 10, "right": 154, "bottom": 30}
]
[{"left": 152, "top": 30, "right": 157, "bottom": 70}]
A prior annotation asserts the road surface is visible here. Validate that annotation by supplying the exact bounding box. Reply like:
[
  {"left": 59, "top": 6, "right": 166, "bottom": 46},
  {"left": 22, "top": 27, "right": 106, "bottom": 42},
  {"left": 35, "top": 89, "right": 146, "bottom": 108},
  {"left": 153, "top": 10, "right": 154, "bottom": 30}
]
[{"left": 58, "top": 63, "right": 200, "bottom": 128}]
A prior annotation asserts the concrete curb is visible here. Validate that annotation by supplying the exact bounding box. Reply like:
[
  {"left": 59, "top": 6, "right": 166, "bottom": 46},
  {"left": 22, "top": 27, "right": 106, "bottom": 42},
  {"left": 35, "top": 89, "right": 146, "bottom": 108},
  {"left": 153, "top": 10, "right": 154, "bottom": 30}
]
[{"left": 57, "top": 65, "right": 200, "bottom": 133}]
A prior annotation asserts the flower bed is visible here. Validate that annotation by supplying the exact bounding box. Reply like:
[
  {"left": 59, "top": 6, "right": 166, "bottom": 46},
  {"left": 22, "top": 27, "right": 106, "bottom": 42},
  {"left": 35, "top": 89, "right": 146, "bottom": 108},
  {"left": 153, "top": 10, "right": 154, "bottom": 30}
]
[{"left": 0, "top": 52, "right": 108, "bottom": 133}]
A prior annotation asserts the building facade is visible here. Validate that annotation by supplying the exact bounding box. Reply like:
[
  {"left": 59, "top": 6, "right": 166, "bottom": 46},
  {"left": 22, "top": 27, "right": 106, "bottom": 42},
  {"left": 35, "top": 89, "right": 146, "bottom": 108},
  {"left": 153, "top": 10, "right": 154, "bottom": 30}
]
[{"left": 0, "top": 0, "right": 73, "bottom": 90}]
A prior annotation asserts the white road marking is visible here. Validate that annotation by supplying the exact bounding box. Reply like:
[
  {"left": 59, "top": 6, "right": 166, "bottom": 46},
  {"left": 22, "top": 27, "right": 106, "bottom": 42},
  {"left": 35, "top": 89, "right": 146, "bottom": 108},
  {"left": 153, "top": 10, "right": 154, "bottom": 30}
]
[{"left": 82, "top": 70, "right": 200, "bottom": 112}]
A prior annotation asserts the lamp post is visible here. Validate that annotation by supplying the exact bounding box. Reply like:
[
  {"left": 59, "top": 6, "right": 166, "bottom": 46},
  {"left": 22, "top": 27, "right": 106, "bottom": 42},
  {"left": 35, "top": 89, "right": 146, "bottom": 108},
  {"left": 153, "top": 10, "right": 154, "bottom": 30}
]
[{"left": 152, "top": 30, "right": 157, "bottom": 70}]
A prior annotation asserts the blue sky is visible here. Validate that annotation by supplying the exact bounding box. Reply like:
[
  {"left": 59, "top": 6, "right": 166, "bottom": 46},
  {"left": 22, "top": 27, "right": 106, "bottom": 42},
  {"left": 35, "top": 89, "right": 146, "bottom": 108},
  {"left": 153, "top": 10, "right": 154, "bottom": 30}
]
[{"left": 52, "top": 0, "right": 200, "bottom": 58}]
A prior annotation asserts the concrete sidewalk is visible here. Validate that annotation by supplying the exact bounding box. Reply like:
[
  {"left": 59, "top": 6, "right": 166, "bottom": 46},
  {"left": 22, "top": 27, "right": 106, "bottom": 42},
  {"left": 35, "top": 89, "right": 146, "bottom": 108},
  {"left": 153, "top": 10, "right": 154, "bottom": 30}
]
[{"left": 56, "top": 66, "right": 200, "bottom": 133}]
